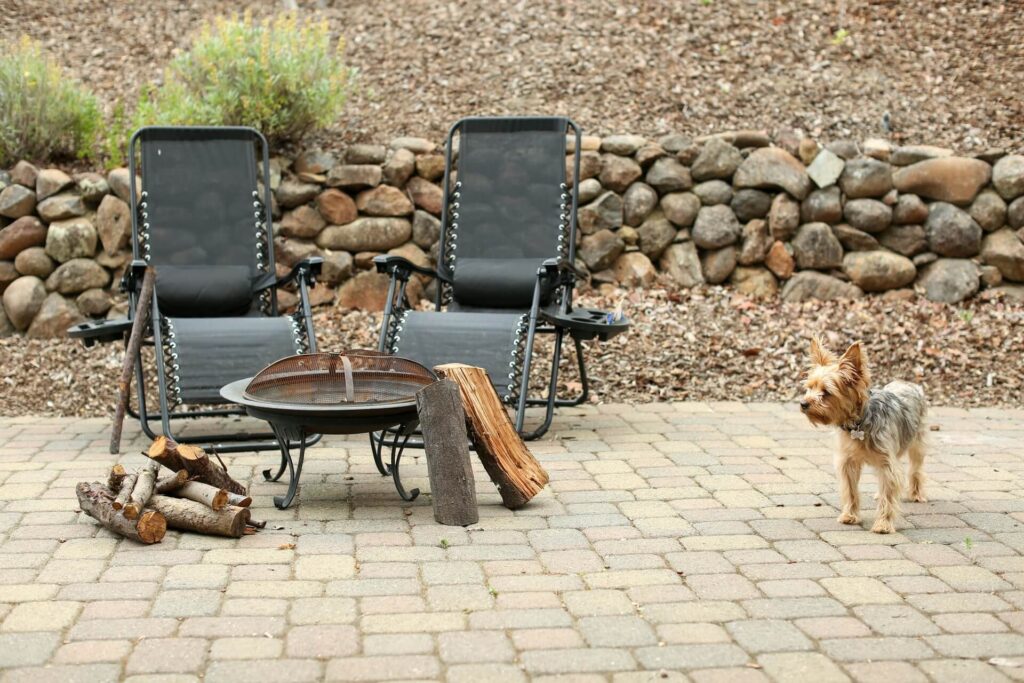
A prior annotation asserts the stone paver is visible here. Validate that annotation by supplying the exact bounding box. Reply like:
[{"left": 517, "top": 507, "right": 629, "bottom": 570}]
[{"left": 2, "top": 403, "right": 1024, "bottom": 680}]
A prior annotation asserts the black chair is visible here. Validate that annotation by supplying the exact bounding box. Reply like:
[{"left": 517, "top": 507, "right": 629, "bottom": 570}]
[
  {"left": 70, "top": 126, "right": 322, "bottom": 453},
  {"left": 375, "top": 116, "right": 625, "bottom": 440}
]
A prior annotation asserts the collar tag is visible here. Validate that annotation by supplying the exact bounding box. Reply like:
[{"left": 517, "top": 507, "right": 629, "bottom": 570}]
[{"left": 849, "top": 428, "right": 865, "bottom": 441}]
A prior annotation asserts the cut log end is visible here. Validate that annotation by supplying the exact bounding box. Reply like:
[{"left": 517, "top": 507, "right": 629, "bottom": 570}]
[{"left": 137, "top": 510, "right": 167, "bottom": 544}]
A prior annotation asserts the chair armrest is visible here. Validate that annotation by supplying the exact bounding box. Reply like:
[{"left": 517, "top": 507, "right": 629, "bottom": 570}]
[
  {"left": 255, "top": 257, "right": 324, "bottom": 292},
  {"left": 119, "top": 259, "right": 150, "bottom": 294},
  {"left": 374, "top": 255, "right": 452, "bottom": 283},
  {"left": 540, "top": 257, "right": 588, "bottom": 283}
]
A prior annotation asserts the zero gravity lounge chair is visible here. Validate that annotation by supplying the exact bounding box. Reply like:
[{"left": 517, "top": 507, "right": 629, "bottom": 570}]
[
  {"left": 70, "top": 126, "right": 323, "bottom": 452},
  {"left": 375, "top": 116, "right": 627, "bottom": 440}
]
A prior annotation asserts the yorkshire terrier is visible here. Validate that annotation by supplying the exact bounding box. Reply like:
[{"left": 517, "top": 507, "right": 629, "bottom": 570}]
[{"left": 800, "top": 338, "right": 928, "bottom": 534}]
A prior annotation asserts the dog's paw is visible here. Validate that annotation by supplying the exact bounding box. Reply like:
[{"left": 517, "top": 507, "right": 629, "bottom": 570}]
[
  {"left": 871, "top": 518, "right": 896, "bottom": 534},
  {"left": 837, "top": 512, "right": 860, "bottom": 525},
  {"left": 909, "top": 491, "right": 928, "bottom": 503}
]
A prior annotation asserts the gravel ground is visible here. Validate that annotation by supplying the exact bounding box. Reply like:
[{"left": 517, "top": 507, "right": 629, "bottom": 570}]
[
  {"left": 2, "top": 285, "right": 1022, "bottom": 418},
  {"left": 2, "top": 0, "right": 1022, "bottom": 152}
]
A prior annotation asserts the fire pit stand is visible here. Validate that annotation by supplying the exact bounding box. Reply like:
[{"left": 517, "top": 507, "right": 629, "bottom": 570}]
[{"left": 220, "top": 352, "right": 435, "bottom": 509}]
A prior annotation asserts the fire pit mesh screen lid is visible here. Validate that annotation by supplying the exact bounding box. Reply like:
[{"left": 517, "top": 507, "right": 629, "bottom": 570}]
[{"left": 243, "top": 351, "right": 435, "bottom": 406}]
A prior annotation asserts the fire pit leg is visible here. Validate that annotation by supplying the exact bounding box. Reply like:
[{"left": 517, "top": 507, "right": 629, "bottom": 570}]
[
  {"left": 389, "top": 423, "right": 419, "bottom": 502},
  {"left": 263, "top": 449, "right": 289, "bottom": 482},
  {"left": 369, "top": 432, "right": 392, "bottom": 476},
  {"left": 268, "top": 423, "right": 306, "bottom": 510}
]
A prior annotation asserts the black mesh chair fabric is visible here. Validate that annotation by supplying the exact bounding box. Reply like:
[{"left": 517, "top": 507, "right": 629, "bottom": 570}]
[
  {"left": 168, "top": 316, "right": 302, "bottom": 404},
  {"left": 140, "top": 129, "right": 263, "bottom": 317}
]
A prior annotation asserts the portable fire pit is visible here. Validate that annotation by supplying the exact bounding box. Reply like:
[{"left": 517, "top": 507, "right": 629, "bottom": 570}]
[{"left": 220, "top": 351, "right": 435, "bottom": 509}]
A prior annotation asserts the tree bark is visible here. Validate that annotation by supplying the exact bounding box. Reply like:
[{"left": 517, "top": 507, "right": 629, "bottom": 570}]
[
  {"left": 123, "top": 461, "right": 160, "bottom": 520},
  {"left": 175, "top": 481, "right": 229, "bottom": 511},
  {"left": 146, "top": 495, "right": 251, "bottom": 538},
  {"left": 76, "top": 482, "right": 166, "bottom": 544},
  {"left": 154, "top": 469, "right": 189, "bottom": 494},
  {"left": 110, "top": 266, "right": 155, "bottom": 454},
  {"left": 433, "top": 363, "right": 549, "bottom": 509},
  {"left": 107, "top": 464, "right": 128, "bottom": 492},
  {"left": 416, "top": 379, "right": 479, "bottom": 526},
  {"left": 145, "top": 438, "right": 247, "bottom": 495},
  {"left": 112, "top": 473, "right": 138, "bottom": 510}
]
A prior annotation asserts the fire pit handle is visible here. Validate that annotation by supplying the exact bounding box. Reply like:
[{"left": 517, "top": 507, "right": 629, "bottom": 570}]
[{"left": 339, "top": 355, "right": 354, "bottom": 402}]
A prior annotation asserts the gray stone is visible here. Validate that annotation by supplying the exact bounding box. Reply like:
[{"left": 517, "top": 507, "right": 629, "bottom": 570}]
[
  {"left": 693, "top": 180, "right": 732, "bottom": 206},
  {"left": 700, "top": 246, "right": 737, "bottom": 284},
  {"left": 600, "top": 155, "right": 643, "bottom": 193},
  {"left": 801, "top": 187, "right": 843, "bottom": 224},
  {"left": 406, "top": 177, "right": 442, "bottom": 215},
  {"left": 863, "top": 138, "right": 893, "bottom": 161},
  {"left": 276, "top": 180, "right": 320, "bottom": 209},
  {"left": 383, "top": 148, "right": 416, "bottom": 187},
  {"left": 925, "top": 202, "right": 982, "bottom": 257},
  {"left": 843, "top": 198, "right": 892, "bottom": 233},
  {"left": 45, "top": 217, "right": 97, "bottom": 263},
  {"left": 2, "top": 275, "right": 46, "bottom": 330},
  {"left": 878, "top": 225, "right": 928, "bottom": 257},
  {"left": 75, "top": 172, "right": 108, "bottom": 201},
  {"left": 636, "top": 213, "right": 676, "bottom": 260},
  {"left": 913, "top": 252, "right": 938, "bottom": 267},
  {"left": 769, "top": 193, "right": 801, "bottom": 241},
  {"left": 661, "top": 192, "right": 701, "bottom": 228},
  {"left": 280, "top": 205, "right": 327, "bottom": 239},
  {"left": 738, "top": 219, "right": 770, "bottom": 266},
  {"left": 0, "top": 305, "right": 12, "bottom": 337},
  {"left": 969, "top": 189, "right": 1007, "bottom": 232},
  {"left": 10, "top": 160, "right": 39, "bottom": 187},
  {"left": 781, "top": 271, "right": 864, "bottom": 302},
  {"left": 35, "top": 169, "right": 73, "bottom": 201},
  {"left": 576, "top": 151, "right": 602, "bottom": 181},
  {"left": 316, "top": 217, "right": 412, "bottom": 252},
  {"left": 691, "top": 137, "right": 742, "bottom": 181},
  {"left": 412, "top": 210, "right": 441, "bottom": 249},
  {"left": 106, "top": 167, "right": 138, "bottom": 202},
  {"left": 792, "top": 223, "right": 843, "bottom": 270},
  {"left": 46, "top": 258, "right": 110, "bottom": 295},
  {"left": 390, "top": 137, "right": 435, "bottom": 154},
  {"left": 644, "top": 157, "right": 691, "bottom": 194},
  {"left": 993, "top": 154, "right": 1024, "bottom": 200},
  {"left": 826, "top": 139, "right": 860, "bottom": 160},
  {"left": 980, "top": 264, "right": 1003, "bottom": 288},
  {"left": 0, "top": 216, "right": 47, "bottom": 260},
  {"left": 0, "top": 184, "right": 37, "bottom": 219},
  {"left": 95, "top": 195, "right": 131, "bottom": 256},
  {"left": 893, "top": 157, "right": 991, "bottom": 205},
  {"left": 917, "top": 259, "right": 980, "bottom": 303},
  {"left": 658, "top": 133, "right": 693, "bottom": 154},
  {"left": 36, "top": 192, "right": 87, "bottom": 222},
  {"left": 321, "top": 250, "right": 354, "bottom": 285},
  {"left": 806, "top": 149, "right": 845, "bottom": 189},
  {"left": 601, "top": 134, "right": 647, "bottom": 155},
  {"left": 0, "top": 260, "right": 16, "bottom": 294},
  {"left": 981, "top": 228, "right": 1024, "bottom": 282},
  {"left": 839, "top": 158, "right": 893, "bottom": 199},
  {"left": 613, "top": 252, "right": 657, "bottom": 287},
  {"left": 660, "top": 242, "right": 704, "bottom": 287},
  {"left": 891, "top": 145, "right": 954, "bottom": 166},
  {"left": 326, "top": 165, "right": 382, "bottom": 191},
  {"left": 893, "top": 194, "right": 929, "bottom": 225},
  {"left": 26, "top": 292, "right": 83, "bottom": 338},
  {"left": 14, "top": 247, "right": 54, "bottom": 278},
  {"left": 579, "top": 229, "right": 625, "bottom": 271},
  {"left": 692, "top": 205, "right": 741, "bottom": 249},
  {"left": 294, "top": 149, "right": 336, "bottom": 175},
  {"left": 1011, "top": 197, "right": 1024, "bottom": 229},
  {"left": 623, "top": 183, "right": 659, "bottom": 226},
  {"left": 734, "top": 147, "right": 811, "bottom": 199},
  {"left": 731, "top": 189, "right": 772, "bottom": 222},
  {"left": 356, "top": 186, "right": 414, "bottom": 217},
  {"left": 77, "top": 288, "right": 113, "bottom": 316},
  {"left": 634, "top": 143, "right": 666, "bottom": 168},
  {"left": 731, "top": 266, "right": 778, "bottom": 298},
  {"left": 843, "top": 251, "right": 917, "bottom": 291},
  {"left": 577, "top": 178, "right": 603, "bottom": 204},
  {"left": 344, "top": 144, "right": 387, "bottom": 165},
  {"left": 578, "top": 192, "right": 623, "bottom": 235},
  {"left": 832, "top": 224, "right": 880, "bottom": 252}
]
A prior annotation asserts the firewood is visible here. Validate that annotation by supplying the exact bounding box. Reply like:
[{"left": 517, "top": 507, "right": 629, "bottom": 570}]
[
  {"left": 154, "top": 469, "right": 189, "bottom": 494},
  {"left": 112, "top": 472, "right": 138, "bottom": 511},
  {"left": 434, "top": 364, "right": 549, "bottom": 509},
  {"left": 146, "top": 495, "right": 251, "bottom": 538},
  {"left": 416, "top": 379, "right": 479, "bottom": 526},
  {"left": 123, "top": 461, "right": 160, "bottom": 520},
  {"left": 111, "top": 266, "right": 155, "bottom": 454},
  {"left": 175, "top": 481, "right": 229, "bottom": 511},
  {"left": 226, "top": 492, "right": 252, "bottom": 508},
  {"left": 107, "top": 464, "right": 128, "bottom": 492},
  {"left": 76, "top": 482, "right": 166, "bottom": 544},
  {"left": 144, "top": 438, "right": 247, "bottom": 496}
]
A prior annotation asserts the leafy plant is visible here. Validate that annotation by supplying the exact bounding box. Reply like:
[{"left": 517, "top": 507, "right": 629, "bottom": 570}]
[
  {"left": 135, "top": 12, "right": 354, "bottom": 145},
  {"left": 831, "top": 28, "right": 850, "bottom": 46},
  {"left": 0, "top": 36, "right": 101, "bottom": 165}
]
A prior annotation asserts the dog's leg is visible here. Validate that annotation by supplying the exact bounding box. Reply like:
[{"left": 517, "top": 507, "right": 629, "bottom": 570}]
[
  {"left": 907, "top": 437, "right": 927, "bottom": 503},
  {"left": 837, "top": 456, "right": 862, "bottom": 525},
  {"left": 871, "top": 459, "right": 901, "bottom": 534}
]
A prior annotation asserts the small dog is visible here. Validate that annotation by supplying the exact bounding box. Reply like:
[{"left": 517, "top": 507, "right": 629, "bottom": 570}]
[{"left": 800, "top": 338, "right": 928, "bottom": 534}]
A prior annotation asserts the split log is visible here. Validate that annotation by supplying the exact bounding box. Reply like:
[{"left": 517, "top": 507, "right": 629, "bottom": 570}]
[
  {"left": 110, "top": 266, "right": 156, "bottom": 454},
  {"left": 176, "top": 481, "right": 229, "bottom": 511},
  {"left": 154, "top": 469, "right": 189, "bottom": 494},
  {"left": 107, "top": 464, "right": 128, "bottom": 492},
  {"left": 123, "top": 461, "right": 160, "bottom": 520},
  {"left": 226, "top": 492, "right": 252, "bottom": 508},
  {"left": 76, "top": 482, "right": 166, "bottom": 544},
  {"left": 434, "top": 363, "right": 548, "bottom": 509},
  {"left": 146, "top": 495, "right": 251, "bottom": 538},
  {"left": 112, "top": 472, "right": 138, "bottom": 510},
  {"left": 145, "top": 437, "right": 247, "bottom": 496},
  {"left": 416, "top": 379, "right": 479, "bottom": 526}
]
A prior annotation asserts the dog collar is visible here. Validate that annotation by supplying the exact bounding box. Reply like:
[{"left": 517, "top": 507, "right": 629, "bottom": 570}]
[{"left": 842, "top": 420, "right": 865, "bottom": 441}]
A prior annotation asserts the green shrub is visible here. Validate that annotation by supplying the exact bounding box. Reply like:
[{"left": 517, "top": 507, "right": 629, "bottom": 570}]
[
  {"left": 0, "top": 37, "right": 101, "bottom": 165},
  {"left": 136, "top": 12, "right": 354, "bottom": 144}
]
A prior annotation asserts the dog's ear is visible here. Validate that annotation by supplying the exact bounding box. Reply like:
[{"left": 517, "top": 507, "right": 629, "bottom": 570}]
[
  {"left": 838, "top": 341, "right": 866, "bottom": 380},
  {"left": 809, "top": 336, "right": 836, "bottom": 366}
]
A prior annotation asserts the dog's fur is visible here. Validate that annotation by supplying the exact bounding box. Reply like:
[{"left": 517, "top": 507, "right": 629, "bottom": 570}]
[{"left": 800, "top": 338, "right": 928, "bottom": 534}]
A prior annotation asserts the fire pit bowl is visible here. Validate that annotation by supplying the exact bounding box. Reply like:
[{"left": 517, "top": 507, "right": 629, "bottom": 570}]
[{"left": 220, "top": 351, "right": 435, "bottom": 508}]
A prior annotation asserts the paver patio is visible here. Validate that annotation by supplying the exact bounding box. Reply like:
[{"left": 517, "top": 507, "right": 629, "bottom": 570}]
[{"left": 2, "top": 401, "right": 1024, "bottom": 682}]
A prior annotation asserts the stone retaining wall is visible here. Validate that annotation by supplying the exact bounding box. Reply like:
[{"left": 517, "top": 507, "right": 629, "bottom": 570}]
[{"left": 1, "top": 131, "right": 1023, "bottom": 337}]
